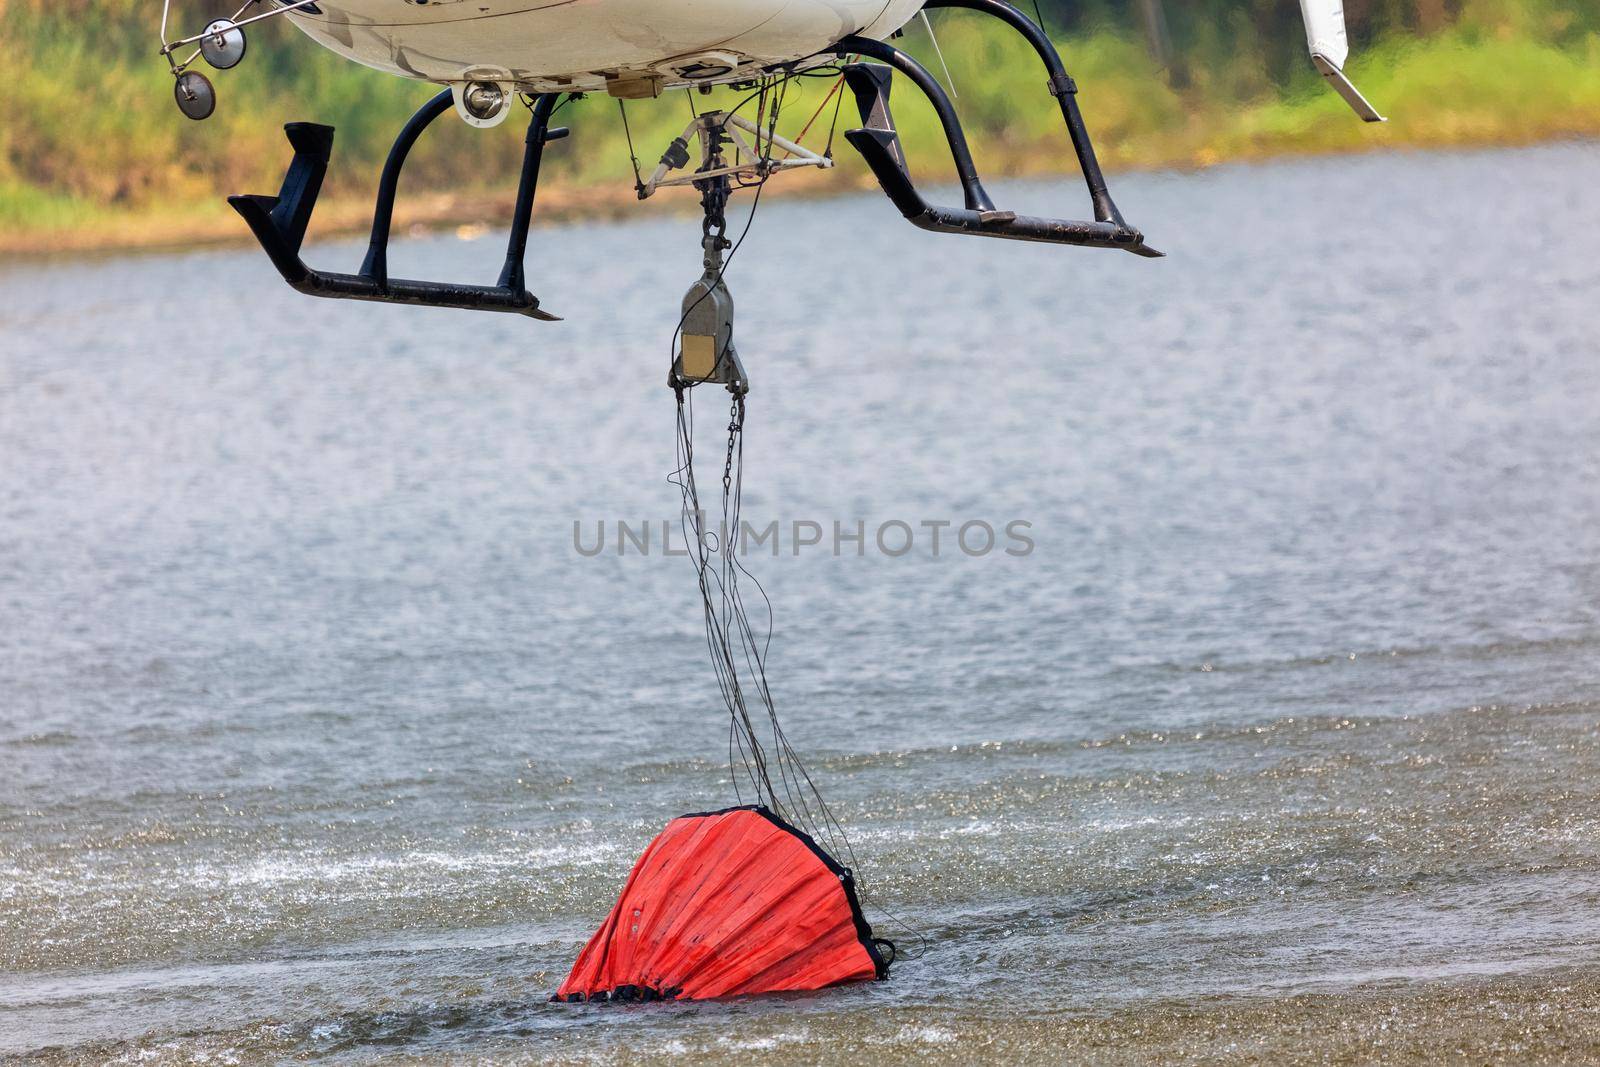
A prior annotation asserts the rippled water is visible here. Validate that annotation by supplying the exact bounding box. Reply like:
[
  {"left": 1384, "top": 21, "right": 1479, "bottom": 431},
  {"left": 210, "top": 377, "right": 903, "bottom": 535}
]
[{"left": 3, "top": 142, "right": 1599, "bottom": 1063}]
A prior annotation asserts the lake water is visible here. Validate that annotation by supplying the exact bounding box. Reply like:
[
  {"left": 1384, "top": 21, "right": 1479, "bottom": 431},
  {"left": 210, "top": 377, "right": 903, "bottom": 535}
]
[{"left": 3, "top": 142, "right": 1599, "bottom": 1063}]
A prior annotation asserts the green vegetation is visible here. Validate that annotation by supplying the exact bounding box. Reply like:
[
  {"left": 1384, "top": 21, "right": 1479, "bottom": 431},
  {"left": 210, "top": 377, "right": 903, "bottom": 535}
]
[{"left": 2, "top": 0, "right": 1597, "bottom": 252}]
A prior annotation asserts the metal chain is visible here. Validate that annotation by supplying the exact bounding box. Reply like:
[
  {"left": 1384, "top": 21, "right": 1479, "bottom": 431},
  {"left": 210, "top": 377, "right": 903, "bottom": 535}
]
[
  {"left": 722, "top": 396, "right": 743, "bottom": 498},
  {"left": 700, "top": 175, "right": 729, "bottom": 248},
  {"left": 696, "top": 121, "right": 731, "bottom": 249}
]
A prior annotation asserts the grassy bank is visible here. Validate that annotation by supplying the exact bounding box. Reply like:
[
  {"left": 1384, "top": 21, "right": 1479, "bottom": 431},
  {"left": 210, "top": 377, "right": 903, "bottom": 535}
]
[{"left": 2, "top": 1, "right": 1598, "bottom": 254}]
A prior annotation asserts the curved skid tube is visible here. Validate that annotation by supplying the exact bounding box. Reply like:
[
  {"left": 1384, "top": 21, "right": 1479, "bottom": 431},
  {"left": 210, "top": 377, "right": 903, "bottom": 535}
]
[
  {"left": 850, "top": 126, "right": 1152, "bottom": 249},
  {"left": 926, "top": 0, "right": 1124, "bottom": 227},
  {"left": 831, "top": 16, "right": 1161, "bottom": 257},
  {"left": 229, "top": 91, "right": 568, "bottom": 320}
]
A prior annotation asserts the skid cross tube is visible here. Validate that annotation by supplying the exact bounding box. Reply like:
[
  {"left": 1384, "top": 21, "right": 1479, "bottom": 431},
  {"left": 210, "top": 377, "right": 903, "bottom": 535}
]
[
  {"left": 358, "top": 88, "right": 455, "bottom": 288},
  {"left": 830, "top": 26, "right": 1160, "bottom": 256},
  {"left": 230, "top": 90, "right": 568, "bottom": 319},
  {"left": 926, "top": 0, "right": 1123, "bottom": 227}
]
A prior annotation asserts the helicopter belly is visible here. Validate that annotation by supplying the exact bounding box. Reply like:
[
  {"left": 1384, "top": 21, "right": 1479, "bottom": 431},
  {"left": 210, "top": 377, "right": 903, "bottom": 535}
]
[{"left": 282, "top": 0, "right": 924, "bottom": 91}]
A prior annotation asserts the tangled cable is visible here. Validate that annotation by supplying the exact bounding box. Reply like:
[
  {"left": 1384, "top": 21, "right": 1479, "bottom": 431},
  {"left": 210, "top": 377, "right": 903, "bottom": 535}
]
[{"left": 660, "top": 71, "right": 927, "bottom": 961}]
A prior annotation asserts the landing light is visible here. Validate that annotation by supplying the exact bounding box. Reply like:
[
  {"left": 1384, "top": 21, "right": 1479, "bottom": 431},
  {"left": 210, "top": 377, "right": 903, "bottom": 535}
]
[
  {"left": 464, "top": 83, "right": 504, "bottom": 118},
  {"left": 453, "top": 80, "right": 514, "bottom": 128}
]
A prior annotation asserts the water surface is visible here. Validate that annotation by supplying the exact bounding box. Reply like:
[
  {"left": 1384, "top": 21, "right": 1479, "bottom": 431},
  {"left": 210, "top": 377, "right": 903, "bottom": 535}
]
[{"left": 2, "top": 142, "right": 1599, "bottom": 1062}]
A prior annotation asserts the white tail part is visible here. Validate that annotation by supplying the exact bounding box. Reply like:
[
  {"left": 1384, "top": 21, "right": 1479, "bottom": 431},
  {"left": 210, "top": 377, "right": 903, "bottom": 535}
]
[{"left": 1297, "top": 0, "right": 1386, "bottom": 121}]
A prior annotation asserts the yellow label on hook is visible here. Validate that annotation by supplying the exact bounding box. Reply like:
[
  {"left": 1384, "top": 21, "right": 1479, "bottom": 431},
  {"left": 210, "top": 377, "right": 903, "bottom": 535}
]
[{"left": 680, "top": 334, "right": 717, "bottom": 380}]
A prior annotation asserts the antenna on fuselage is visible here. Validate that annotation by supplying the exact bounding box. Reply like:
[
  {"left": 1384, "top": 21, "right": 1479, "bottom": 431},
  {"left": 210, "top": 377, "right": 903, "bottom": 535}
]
[{"left": 918, "top": 10, "right": 960, "bottom": 99}]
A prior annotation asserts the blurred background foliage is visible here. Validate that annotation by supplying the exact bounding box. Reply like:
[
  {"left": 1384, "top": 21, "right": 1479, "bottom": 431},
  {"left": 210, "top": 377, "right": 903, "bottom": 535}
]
[{"left": 2, "top": 0, "right": 1597, "bottom": 249}]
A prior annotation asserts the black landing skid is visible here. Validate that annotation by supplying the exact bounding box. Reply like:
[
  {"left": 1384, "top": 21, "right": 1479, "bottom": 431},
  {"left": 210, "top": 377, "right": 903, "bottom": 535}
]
[
  {"left": 225, "top": 0, "right": 1156, "bottom": 325},
  {"left": 831, "top": 0, "right": 1160, "bottom": 257},
  {"left": 229, "top": 90, "right": 570, "bottom": 319}
]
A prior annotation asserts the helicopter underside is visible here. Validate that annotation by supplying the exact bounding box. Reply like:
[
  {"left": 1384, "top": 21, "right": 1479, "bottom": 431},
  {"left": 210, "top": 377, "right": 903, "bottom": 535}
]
[
  {"left": 228, "top": 0, "right": 1161, "bottom": 326},
  {"left": 280, "top": 0, "right": 926, "bottom": 94},
  {"left": 205, "top": 0, "right": 1373, "bottom": 324}
]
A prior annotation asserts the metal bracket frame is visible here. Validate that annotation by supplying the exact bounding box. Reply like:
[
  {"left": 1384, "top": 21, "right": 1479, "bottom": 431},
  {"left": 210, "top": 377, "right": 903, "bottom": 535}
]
[
  {"left": 830, "top": 0, "right": 1161, "bottom": 256},
  {"left": 641, "top": 111, "right": 832, "bottom": 199},
  {"left": 228, "top": 90, "right": 570, "bottom": 319}
]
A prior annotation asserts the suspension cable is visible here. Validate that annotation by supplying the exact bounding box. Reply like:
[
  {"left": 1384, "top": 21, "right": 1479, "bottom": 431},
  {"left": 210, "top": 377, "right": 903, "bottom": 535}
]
[{"left": 660, "top": 74, "right": 926, "bottom": 959}]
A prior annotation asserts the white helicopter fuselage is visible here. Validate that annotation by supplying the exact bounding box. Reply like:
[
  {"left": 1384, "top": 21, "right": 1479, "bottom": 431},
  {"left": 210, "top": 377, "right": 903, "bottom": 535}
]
[{"left": 281, "top": 0, "right": 927, "bottom": 94}]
